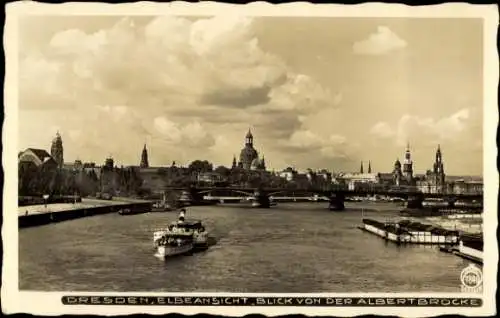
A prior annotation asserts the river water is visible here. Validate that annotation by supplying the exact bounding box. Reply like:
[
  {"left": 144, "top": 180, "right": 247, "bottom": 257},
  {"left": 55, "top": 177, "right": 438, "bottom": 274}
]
[{"left": 19, "top": 202, "right": 471, "bottom": 292}]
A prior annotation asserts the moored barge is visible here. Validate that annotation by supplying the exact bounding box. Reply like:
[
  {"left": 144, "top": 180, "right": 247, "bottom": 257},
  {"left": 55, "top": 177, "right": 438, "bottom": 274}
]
[
  {"left": 359, "top": 218, "right": 459, "bottom": 244},
  {"left": 457, "top": 233, "right": 483, "bottom": 264},
  {"left": 438, "top": 233, "right": 483, "bottom": 264}
]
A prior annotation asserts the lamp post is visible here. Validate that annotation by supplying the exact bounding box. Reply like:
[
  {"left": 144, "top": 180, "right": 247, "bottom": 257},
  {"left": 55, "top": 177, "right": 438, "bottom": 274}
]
[{"left": 43, "top": 194, "right": 49, "bottom": 211}]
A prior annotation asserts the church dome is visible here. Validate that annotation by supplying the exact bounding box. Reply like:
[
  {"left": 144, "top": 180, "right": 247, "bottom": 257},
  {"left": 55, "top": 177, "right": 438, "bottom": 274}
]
[
  {"left": 250, "top": 158, "right": 261, "bottom": 170},
  {"left": 239, "top": 146, "right": 258, "bottom": 169}
]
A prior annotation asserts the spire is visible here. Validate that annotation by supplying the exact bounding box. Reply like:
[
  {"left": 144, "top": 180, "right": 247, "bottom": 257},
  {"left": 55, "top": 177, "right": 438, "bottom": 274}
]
[
  {"left": 246, "top": 127, "right": 253, "bottom": 138},
  {"left": 140, "top": 143, "right": 149, "bottom": 168},
  {"left": 368, "top": 160, "right": 372, "bottom": 174},
  {"left": 360, "top": 161, "right": 364, "bottom": 174},
  {"left": 232, "top": 155, "right": 237, "bottom": 169},
  {"left": 245, "top": 127, "right": 254, "bottom": 146}
]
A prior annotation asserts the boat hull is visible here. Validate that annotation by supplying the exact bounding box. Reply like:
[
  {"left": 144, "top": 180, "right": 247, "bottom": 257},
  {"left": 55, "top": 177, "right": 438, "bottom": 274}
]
[
  {"left": 155, "top": 243, "right": 194, "bottom": 258},
  {"left": 154, "top": 230, "right": 209, "bottom": 248}
]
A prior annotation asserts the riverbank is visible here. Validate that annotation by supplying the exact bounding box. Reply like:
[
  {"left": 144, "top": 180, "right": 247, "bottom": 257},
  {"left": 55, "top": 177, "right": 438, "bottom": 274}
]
[{"left": 18, "top": 198, "right": 152, "bottom": 228}]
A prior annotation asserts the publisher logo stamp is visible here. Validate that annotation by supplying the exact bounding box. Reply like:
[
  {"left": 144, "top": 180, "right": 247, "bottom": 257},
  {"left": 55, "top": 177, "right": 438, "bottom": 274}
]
[{"left": 460, "top": 264, "right": 483, "bottom": 293}]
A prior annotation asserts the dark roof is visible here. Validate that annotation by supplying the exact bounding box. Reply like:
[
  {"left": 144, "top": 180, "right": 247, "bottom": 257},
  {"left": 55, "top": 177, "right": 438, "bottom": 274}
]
[
  {"left": 28, "top": 148, "right": 51, "bottom": 159},
  {"left": 377, "top": 173, "right": 393, "bottom": 180}
]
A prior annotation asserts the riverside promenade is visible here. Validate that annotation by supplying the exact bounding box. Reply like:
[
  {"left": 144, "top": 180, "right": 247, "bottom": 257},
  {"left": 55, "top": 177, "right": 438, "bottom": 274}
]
[{"left": 18, "top": 197, "right": 152, "bottom": 228}]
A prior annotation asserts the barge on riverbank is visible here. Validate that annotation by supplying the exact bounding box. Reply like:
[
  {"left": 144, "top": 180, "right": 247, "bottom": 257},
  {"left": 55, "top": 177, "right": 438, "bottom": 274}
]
[
  {"left": 439, "top": 233, "right": 483, "bottom": 264},
  {"left": 359, "top": 218, "right": 459, "bottom": 245}
]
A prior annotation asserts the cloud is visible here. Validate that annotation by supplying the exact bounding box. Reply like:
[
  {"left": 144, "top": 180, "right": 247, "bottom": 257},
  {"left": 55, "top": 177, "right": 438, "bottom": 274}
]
[
  {"left": 68, "top": 129, "right": 82, "bottom": 141},
  {"left": 371, "top": 108, "right": 473, "bottom": 146},
  {"left": 353, "top": 26, "right": 407, "bottom": 55},
  {"left": 19, "top": 15, "right": 335, "bottom": 166},
  {"left": 370, "top": 122, "right": 394, "bottom": 138},
  {"left": 97, "top": 105, "right": 129, "bottom": 118},
  {"left": 283, "top": 130, "right": 350, "bottom": 159},
  {"left": 266, "top": 129, "right": 357, "bottom": 171},
  {"left": 200, "top": 85, "right": 272, "bottom": 107},
  {"left": 153, "top": 116, "right": 215, "bottom": 148}
]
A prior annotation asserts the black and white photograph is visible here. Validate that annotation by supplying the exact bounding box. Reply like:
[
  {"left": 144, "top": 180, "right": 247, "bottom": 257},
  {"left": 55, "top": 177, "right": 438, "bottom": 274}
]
[{"left": 2, "top": 1, "right": 498, "bottom": 316}]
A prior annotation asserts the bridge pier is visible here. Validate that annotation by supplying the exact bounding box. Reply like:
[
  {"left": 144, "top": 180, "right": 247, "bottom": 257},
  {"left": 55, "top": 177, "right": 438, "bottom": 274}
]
[
  {"left": 445, "top": 196, "right": 456, "bottom": 208},
  {"left": 253, "top": 190, "right": 271, "bottom": 208},
  {"left": 406, "top": 194, "right": 424, "bottom": 209},
  {"left": 328, "top": 193, "right": 345, "bottom": 211}
]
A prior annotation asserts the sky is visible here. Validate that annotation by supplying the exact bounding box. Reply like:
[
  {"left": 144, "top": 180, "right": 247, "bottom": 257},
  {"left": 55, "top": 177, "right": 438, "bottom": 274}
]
[{"left": 17, "top": 16, "right": 483, "bottom": 175}]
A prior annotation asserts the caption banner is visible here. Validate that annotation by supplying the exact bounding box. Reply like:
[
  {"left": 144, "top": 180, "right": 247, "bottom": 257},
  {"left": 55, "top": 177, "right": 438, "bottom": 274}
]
[{"left": 62, "top": 296, "right": 482, "bottom": 307}]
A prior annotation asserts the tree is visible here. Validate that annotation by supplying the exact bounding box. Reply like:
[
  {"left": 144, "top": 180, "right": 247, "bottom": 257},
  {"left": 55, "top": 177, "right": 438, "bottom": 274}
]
[
  {"left": 188, "top": 160, "right": 213, "bottom": 174},
  {"left": 76, "top": 170, "right": 99, "bottom": 196},
  {"left": 248, "top": 173, "right": 262, "bottom": 188},
  {"left": 19, "top": 162, "right": 39, "bottom": 196},
  {"left": 214, "top": 165, "right": 231, "bottom": 178},
  {"left": 228, "top": 167, "right": 248, "bottom": 186},
  {"left": 157, "top": 167, "right": 168, "bottom": 176}
]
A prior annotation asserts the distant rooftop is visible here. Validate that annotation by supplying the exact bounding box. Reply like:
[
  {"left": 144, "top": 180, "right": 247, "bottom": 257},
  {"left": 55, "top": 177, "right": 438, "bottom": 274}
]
[{"left": 446, "top": 175, "right": 483, "bottom": 182}]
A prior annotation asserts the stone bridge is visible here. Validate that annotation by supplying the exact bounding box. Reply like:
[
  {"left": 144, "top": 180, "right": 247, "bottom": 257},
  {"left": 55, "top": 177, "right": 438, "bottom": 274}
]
[{"left": 163, "top": 186, "right": 483, "bottom": 211}]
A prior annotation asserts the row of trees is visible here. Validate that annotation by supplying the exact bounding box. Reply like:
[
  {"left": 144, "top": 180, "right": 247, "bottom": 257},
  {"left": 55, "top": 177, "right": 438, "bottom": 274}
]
[
  {"left": 18, "top": 158, "right": 335, "bottom": 199},
  {"left": 100, "top": 167, "right": 146, "bottom": 196},
  {"left": 19, "top": 163, "right": 85, "bottom": 197},
  {"left": 18, "top": 163, "right": 146, "bottom": 198}
]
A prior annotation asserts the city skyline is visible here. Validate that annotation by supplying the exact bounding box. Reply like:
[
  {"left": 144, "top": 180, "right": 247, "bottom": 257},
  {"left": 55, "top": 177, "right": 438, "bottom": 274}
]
[
  {"left": 27, "top": 130, "right": 479, "bottom": 177},
  {"left": 18, "top": 16, "right": 483, "bottom": 175}
]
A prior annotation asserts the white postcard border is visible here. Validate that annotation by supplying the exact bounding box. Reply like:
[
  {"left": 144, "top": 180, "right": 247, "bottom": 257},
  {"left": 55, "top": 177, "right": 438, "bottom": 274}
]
[{"left": 2, "top": 1, "right": 498, "bottom": 317}]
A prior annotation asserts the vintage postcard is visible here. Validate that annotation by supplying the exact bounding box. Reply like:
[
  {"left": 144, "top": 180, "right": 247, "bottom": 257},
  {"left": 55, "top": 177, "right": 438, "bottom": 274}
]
[{"left": 2, "top": 1, "right": 498, "bottom": 317}]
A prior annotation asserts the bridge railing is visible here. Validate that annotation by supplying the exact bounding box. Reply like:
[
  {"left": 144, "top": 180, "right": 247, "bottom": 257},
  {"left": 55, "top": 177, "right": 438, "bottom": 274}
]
[{"left": 164, "top": 185, "right": 483, "bottom": 199}]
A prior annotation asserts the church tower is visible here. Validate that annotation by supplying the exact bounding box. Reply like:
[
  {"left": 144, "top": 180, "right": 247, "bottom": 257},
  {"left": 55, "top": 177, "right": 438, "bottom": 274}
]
[
  {"left": 433, "top": 144, "right": 446, "bottom": 192},
  {"left": 245, "top": 128, "right": 253, "bottom": 147},
  {"left": 239, "top": 128, "right": 259, "bottom": 170},
  {"left": 368, "top": 161, "right": 372, "bottom": 174},
  {"left": 402, "top": 142, "right": 414, "bottom": 182},
  {"left": 140, "top": 144, "right": 149, "bottom": 168},
  {"left": 50, "top": 131, "right": 64, "bottom": 168},
  {"left": 360, "top": 161, "right": 364, "bottom": 174},
  {"left": 393, "top": 158, "right": 402, "bottom": 186}
]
